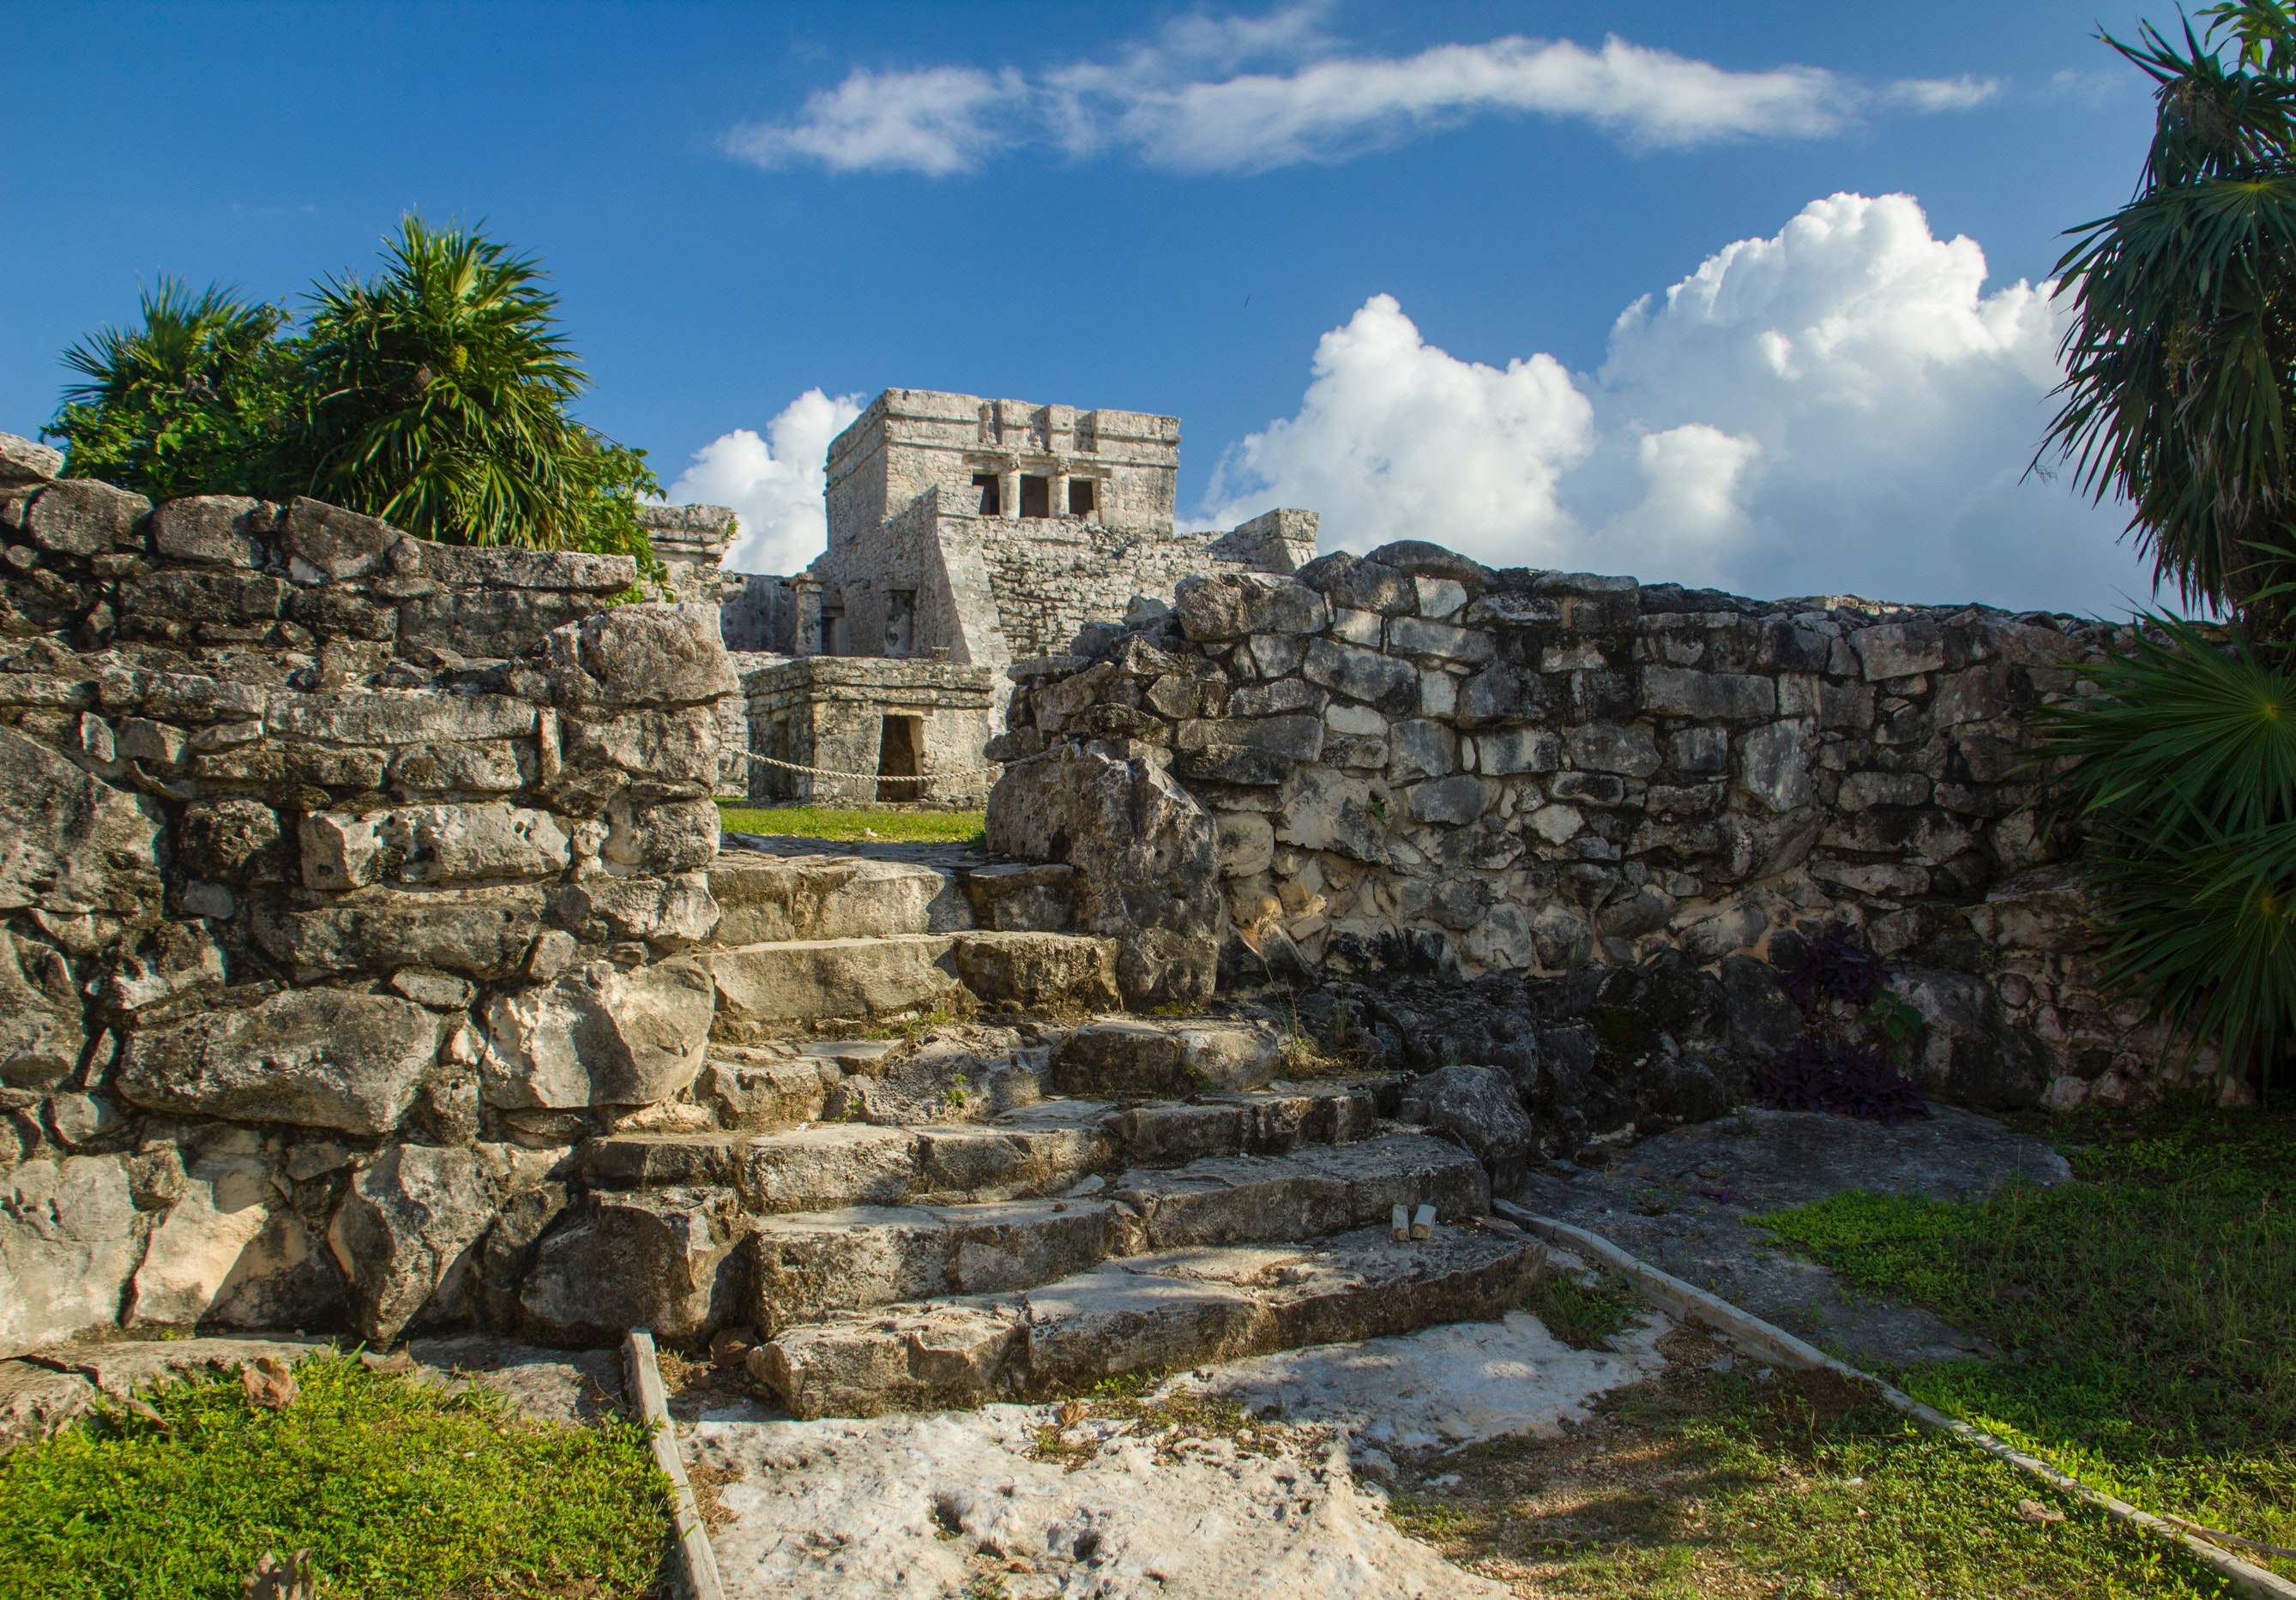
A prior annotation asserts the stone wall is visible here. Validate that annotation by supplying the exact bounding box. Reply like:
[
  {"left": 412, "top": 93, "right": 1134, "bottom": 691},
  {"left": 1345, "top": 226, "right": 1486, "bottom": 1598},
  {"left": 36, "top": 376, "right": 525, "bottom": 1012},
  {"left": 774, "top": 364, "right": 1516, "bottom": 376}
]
[
  {"left": 0, "top": 436, "right": 739, "bottom": 1356},
  {"left": 990, "top": 540, "right": 2230, "bottom": 1115}
]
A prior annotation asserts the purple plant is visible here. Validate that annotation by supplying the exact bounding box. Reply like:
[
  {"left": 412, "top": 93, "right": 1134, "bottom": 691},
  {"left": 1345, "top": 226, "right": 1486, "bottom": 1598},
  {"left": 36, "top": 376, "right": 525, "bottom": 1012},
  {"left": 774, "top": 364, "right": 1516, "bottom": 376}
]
[
  {"left": 1752, "top": 1036, "right": 1928, "bottom": 1125},
  {"left": 1782, "top": 921, "right": 1890, "bottom": 1012}
]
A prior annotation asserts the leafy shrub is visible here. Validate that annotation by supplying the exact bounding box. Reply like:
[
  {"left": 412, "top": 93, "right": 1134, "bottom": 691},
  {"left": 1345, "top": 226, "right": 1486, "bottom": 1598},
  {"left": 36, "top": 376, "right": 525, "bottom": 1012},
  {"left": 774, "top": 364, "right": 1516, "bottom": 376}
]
[{"left": 1757, "top": 920, "right": 1928, "bottom": 1122}]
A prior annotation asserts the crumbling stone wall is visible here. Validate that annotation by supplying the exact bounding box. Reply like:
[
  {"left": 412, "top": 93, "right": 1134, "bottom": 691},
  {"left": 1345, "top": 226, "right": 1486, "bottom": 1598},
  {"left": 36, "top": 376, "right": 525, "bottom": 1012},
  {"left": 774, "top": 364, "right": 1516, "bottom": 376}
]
[
  {"left": 990, "top": 540, "right": 2225, "bottom": 1115},
  {"left": 0, "top": 435, "right": 737, "bottom": 1356}
]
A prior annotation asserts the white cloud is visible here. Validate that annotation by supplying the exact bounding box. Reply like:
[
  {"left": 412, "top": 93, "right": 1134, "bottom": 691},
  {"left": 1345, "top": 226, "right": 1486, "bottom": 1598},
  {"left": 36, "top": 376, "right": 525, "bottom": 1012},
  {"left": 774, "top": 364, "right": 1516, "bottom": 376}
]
[
  {"left": 729, "top": 11, "right": 1995, "bottom": 177},
  {"left": 723, "top": 67, "right": 1024, "bottom": 176},
  {"left": 1883, "top": 75, "right": 2001, "bottom": 112},
  {"left": 1205, "top": 193, "right": 2157, "bottom": 615},
  {"left": 669, "top": 389, "right": 864, "bottom": 574}
]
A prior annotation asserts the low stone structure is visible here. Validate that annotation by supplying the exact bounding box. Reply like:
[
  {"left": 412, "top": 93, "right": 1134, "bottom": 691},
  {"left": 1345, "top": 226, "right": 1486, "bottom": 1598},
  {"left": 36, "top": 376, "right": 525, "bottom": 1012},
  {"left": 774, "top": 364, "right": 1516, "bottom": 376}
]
[
  {"left": 988, "top": 542, "right": 2226, "bottom": 1116},
  {"left": 738, "top": 657, "right": 997, "bottom": 808}
]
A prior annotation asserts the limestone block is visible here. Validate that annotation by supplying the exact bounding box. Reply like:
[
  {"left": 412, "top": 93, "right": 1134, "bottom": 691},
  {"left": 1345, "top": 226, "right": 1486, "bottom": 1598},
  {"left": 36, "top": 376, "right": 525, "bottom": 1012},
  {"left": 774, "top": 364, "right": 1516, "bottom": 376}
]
[
  {"left": 1933, "top": 665, "right": 2034, "bottom": 728},
  {"left": 1272, "top": 763, "right": 1387, "bottom": 863},
  {"left": 103, "top": 922, "right": 227, "bottom": 1014},
  {"left": 1852, "top": 619, "right": 1947, "bottom": 681},
  {"left": 328, "top": 1143, "right": 531, "bottom": 1341},
  {"left": 1564, "top": 722, "right": 1660, "bottom": 778},
  {"left": 1179, "top": 713, "right": 1322, "bottom": 763},
  {"left": 304, "top": 803, "right": 571, "bottom": 891},
  {"left": 1672, "top": 899, "right": 1771, "bottom": 964},
  {"left": 387, "top": 740, "right": 529, "bottom": 794},
  {"left": 1366, "top": 541, "right": 1495, "bottom": 592},
  {"left": 280, "top": 497, "right": 404, "bottom": 580},
  {"left": 985, "top": 744, "right": 1220, "bottom": 1008},
  {"left": 480, "top": 958, "right": 715, "bottom": 1110},
  {"left": 395, "top": 586, "right": 598, "bottom": 660},
  {"left": 1961, "top": 867, "right": 2102, "bottom": 954},
  {"left": 0, "top": 1156, "right": 142, "bottom": 1356},
  {"left": 178, "top": 799, "right": 284, "bottom": 884},
  {"left": 1297, "top": 551, "right": 1417, "bottom": 615},
  {"left": 1389, "top": 719, "right": 1457, "bottom": 779},
  {"left": 1302, "top": 637, "right": 1418, "bottom": 715},
  {"left": 946, "top": 931, "right": 1123, "bottom": 1014},
  {"left": 0, "top": 928, "right": 86, "bottom": 1092},
  {"left": 0, "top": 724, "right": 165, "bottom": 921},
  {"left": 551, "top": 870, "right": 721, "bottom": 950},
  {"left": 1412, "top": 1065, "right": 1534, "bottom": 1190},
  {"left": 1530, "top": 903, "right": 1592, "bottom": 969},
  {"left": 1819, "top": 681, "right": 1877, "bottom": 730},
  {"left": 1407, "top": 774, "right": 1485, "bottom": 826},
  {"left": 1174, "top": 572, "right": 1326, "bottom": 641},
  {"left": 1325, "top": 702, "right": 1387, "bottom": 738},
  {"left": 1413, "top": 576, "right": 1467, "bottom": 618},
  {"left": 124, "top": 1155, "right": 276, "bottom": 1327},
  {"left": 0, "top": 433, "right": 63, "bottom": 486},
  {"left": 697, "top": 1059, "right": 829, "bottom": 1132},
  {"left": 268, "top": 690, "right": 536, "bottom": 746},
  {"left": 1477, "top": 728, "right": 1558, "bottom": 775},
  {"left": 1215, "top": 811, "right": 1275, "bottom": 877},
  {"left": 1385, "top": 616, "right": 1496, "bottom": 665},
  {"left": 550, "top": 705, "right": 722, "bottom": 809},
  {"left": 1737, "top": 719, "right": 1817, "bottom": 814},
  {"left": 1050, "top": 1019, "right": 1281, "bottom": 1099},
  {"left": 253, "top": 884, "right": 545, "bottom": 978},
  {"left": 151, "top": 496, "right": 267, "bottom": 568},
  {"left": 1641, "top": 667, "right": 1775, "bottom": 722},
  {"left": 1419, "top": 667, "right": 1460, "bottom": 719},
  {"left": 1893, "top": 965, "right": 2052, "bottom": 1109},
  {"left": 26, "top": 480, "right": 149, "bottom": 556},
  {"left": 545, "top": 601, "right": 739, "bottom": 711},
  {"left": 1459, "top": 901, "right": 1534, "bottom": 971},
  {"left": 1525, "top": 803, "right": 1584, "bottom": 844},
  {"left": 117, "top": 988, "right": 442, "bottom": 1134},
  {"left": 520, "top": 1187, "right": 747, "bottom": 1343},
  {"left": 752, "top": 1300, "right": 1024, "bottom": 1418},
  {"left": 961, "top": 863, "right": 1072, "bottom": 933}
]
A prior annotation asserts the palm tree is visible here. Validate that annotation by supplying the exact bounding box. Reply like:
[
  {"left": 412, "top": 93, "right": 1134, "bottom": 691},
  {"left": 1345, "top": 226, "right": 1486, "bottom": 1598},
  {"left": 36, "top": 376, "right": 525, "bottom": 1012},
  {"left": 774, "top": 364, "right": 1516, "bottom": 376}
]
[
  {"left": 276, "top": 214, "right": 658, "bottom": 554},
  {"left": 47, "top": 278, "right": 288, "bottom": 499},
  {"left": 2045, "top": 2, "right": 2296, "bottom": 628}
]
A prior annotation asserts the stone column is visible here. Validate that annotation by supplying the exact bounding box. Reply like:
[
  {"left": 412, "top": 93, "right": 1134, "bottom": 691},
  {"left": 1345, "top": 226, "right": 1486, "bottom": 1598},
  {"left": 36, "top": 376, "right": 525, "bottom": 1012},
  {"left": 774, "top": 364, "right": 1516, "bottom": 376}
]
[
  {"left": 998, "top": 466, "right": 1021, "bottom": 521},
  {"left": 792, "top": 575, "right": 822, "bottom": 657}
]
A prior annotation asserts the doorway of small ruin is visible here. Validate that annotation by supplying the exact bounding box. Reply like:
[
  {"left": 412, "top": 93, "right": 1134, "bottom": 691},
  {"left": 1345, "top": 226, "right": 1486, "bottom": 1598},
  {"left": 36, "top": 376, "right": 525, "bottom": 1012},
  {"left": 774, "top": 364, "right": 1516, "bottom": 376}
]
[
  {"left": 1018, "top": 475, "right": 1051, "bottom": 518},
  {"left": 877, "top": 713, "right": 924, "bottom": 802}
]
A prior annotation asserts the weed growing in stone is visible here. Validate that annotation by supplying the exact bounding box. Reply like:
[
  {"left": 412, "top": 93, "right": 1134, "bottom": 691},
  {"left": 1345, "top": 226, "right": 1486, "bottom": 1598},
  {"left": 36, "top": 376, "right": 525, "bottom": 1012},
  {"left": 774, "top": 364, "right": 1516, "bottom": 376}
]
[
  {"left": 1752, "top": 1101, "right": 2296, "bottom": 1577},
  {"left": 1524, "top": 1272, "right": 1645, "bottom": 1350},
  {"left": 1029, "top": 1370, "right": 1288, "bottom": 1471},
  {"left": 0, "top": 1354, "right": 672, "bottom": 1599}
]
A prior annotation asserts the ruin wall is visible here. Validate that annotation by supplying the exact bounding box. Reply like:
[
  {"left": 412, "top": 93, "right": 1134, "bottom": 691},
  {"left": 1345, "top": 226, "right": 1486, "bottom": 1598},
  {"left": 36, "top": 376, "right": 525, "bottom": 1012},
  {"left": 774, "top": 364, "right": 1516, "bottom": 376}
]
[
  {"left": 0, "top": 436, "right": 738, "bottom": 1357},
  {"left": 991, "top": 542, "right": 2222, "bottom": 1116}
]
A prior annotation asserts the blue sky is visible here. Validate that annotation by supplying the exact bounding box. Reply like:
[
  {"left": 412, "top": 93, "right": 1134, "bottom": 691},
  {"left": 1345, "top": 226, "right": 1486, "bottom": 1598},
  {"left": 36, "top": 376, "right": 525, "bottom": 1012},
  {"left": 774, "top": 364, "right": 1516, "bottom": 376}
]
[{"left": 3, "top": 3, "right": 2178, "bottom": 611}]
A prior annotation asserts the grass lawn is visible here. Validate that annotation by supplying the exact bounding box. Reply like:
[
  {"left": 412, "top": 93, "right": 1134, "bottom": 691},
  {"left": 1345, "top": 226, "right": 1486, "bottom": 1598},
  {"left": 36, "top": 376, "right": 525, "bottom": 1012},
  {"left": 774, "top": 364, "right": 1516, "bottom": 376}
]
[
  {"left": 715, "top": 800, "right": 985, "bottom": 844},
  {"left": 1390, "top": 1323, "right": 2227, "bottom": 1597},
  {"left": 1750, "top": 1103, "right": 2296, "bottom": 1584},
  {"left": 0, "top": 1354, "right": 673, "bottom": 1599}
]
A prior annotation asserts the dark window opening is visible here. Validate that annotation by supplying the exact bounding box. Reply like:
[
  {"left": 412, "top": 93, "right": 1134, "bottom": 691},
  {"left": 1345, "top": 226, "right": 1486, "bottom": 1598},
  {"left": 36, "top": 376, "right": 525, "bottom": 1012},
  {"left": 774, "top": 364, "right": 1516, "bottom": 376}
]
[
  {"left": 972, "top": 472, "right": 1001, "bottom": 515},
  {"left": 820, "top": 608, "right": 844, "bottom": 657},
  {"left": 884, "top": 590, "right": 916, "bottom": 657},
  {"left": 1018, "top": 475, "right": 1051, "bottom": 518},
  {"left": 1067, "top": 479, "right": 1096, "bottom": 517},
  {"left": 877, "top": 714, "right": 924, "bottom": 803}
]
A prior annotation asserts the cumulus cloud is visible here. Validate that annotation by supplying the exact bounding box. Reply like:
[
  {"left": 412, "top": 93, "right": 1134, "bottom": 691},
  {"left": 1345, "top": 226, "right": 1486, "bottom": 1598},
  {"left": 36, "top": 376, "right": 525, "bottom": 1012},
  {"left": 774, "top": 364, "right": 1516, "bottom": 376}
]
[
  {"left": 723, "top": 67, "right": 1025, "bottom": 175},
  {"left": 1204, "top": 193, "right": 2155, "bottom": 614},
  {"left": 727, "top": 9, "right": 1994, "bottom": 177},
  {"left": 668, "top": 388, "right": 864, "bottom": 574}
]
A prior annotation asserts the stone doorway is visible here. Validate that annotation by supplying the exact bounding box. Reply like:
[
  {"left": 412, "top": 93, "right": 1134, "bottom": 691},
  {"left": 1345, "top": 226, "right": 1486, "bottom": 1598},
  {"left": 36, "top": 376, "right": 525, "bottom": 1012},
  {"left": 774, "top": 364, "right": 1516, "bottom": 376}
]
[{"left": 876, "top": 713, "right": 925, "bottom": 802}]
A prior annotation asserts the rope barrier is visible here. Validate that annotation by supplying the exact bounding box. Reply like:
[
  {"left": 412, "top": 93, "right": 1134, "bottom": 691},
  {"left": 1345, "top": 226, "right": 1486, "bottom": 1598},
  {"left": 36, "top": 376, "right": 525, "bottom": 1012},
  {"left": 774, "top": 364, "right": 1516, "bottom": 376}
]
[{"left": 733, "top": 744, "right": 1062, "bottom": 785}]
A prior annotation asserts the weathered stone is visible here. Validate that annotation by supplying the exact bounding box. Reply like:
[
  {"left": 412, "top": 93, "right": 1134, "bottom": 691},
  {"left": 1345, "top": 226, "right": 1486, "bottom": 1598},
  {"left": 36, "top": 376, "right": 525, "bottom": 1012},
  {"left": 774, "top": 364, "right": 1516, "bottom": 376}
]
[
  {"left": 26, "top": 480, "right": 148, "bottom": 556},
  {"left": 1385, "top": 616, "right": 1495, "bottom": 665},
  {"left": 104, "top": 921, "right": 227, "bottom": 1014},
  {"left": 1852, "top": 619, "right": 1946, "bottom": 681},
  {"left": 545, "top": 602, "right": 738, "bottom": 711},
  {"left": 278, "top": 498, "right": 403, "bottom": 580},
  {"left": 267, "top": 690, "right": 536, "bottom": 746},
  {"left": 117, "top": 989, "right": 442, "bottom": 1134},
  {"left": 178, "top": 799, "right": 284, "bottom": 884},
  {"left": 1407, "top": 774, "right": 1486, "bottom": 826},
  {"left": 946, "top": 931, "right": 1122, "bottom": 1013},
  {"left": 1413, "top": 1065, "right": 1535, "bottom": 1191},
  {"left": 387, "top": 739, "right": 529, "bottom": 794},
  {"left": 521, "top": 1187, "right": 747, "bottom": 1343},
  {"left": 329, "top": 1143, "right": 523, "bottom": 1341},
  {"left": 1178, "top": 713, "right": 1323, "bottom": 762},
  {"left": 1272, "top": 763, "right": 1386, "bottom": 862},
  {"left": 0, "top": 929, "right": 86, "bottom": 1091},
  {"left": 0, "top": 433, "right": 63, "bottom": 487},
  {"left": 1051, "top": 1019, "right": 1281, "bottom": 1098},
  {"left": 1737, "top": 719, "right": 1817, "bottom": 814},
  {"left": 1365, "top": 541, "right": 1494, "bottom": 593},
  {"left": 0, "top": 725, "right": 165, "bottom": 921},
  {"left": 751, "top": 1300, "right": 1024, "bottom": 1419},
  {"left": 1389, "top": 719, "right": 1456, "bottom": 779},
  {"left": 985, "top": 744, "right": 1220, "bottom": 1008},
  {"left": 0, "top": 1156, "right": 142, "bottom": 1357},
  {"left": 1298, "top": 552, "right": 1417, "bottom": 615},
  {"left": 1838, "top": 770, "right": 1932, "bottom": 810},
  {"left": 1214, "top": 811, "right": 1275, "bottom": 877},
  {"left": 1894, "top": 966, "right": 2052, "bottom": 1110},
  {"left": 480, "top": 957, "right": 715, "bottom": 1110},
  {"left": 253, "top": 885, "right": 545, "bottom": 979},
  {"left": 697, "top": 1058, "right": 829, "bottom": 1132},
  {"left": 124, "top": 1155, "right": 291, "bottom": 1328},
  {"left": 1301, "top": 637, "right": 1419, "bottom": 714},
  {"left": 1564, "top": 723, "right": 1660, "bottom": 778},
  {"left": 1642, "top": 668, "right": 1775, "bottom": 722},
  {"left": 1173, "top": 573, "right": 1326, "bottom": 641},
  {"left": 1477, "top": 727, "right": 1559, "bottom": 775},
  {"left": 151, "top": 496, "right": 267, "bottom": 568},
  {"left": 302, "top": 803, "right": 572, "bottom": 891},
  {"left": 551, "top": 871, "right": 721, "bottom": 951},
  {"left": 550, "top": 706, "right": 722, "bottom": 809}
]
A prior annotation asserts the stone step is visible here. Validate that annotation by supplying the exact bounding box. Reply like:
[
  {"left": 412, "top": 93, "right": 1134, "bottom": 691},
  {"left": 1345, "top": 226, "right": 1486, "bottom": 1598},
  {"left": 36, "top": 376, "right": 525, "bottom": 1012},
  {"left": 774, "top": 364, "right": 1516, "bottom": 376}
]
[
  {"left": 1046, "top": 1016, "right": 1287, "bottom": 1098},
  {"left": 573, "top": 1083, "right": 1405, "bottom": 1212},
  {"left": 699, "top": 930, "right": 1121, "bottom": 1034},
  {"left": 748, "top": 1220, "right": 1547, "bottom": 1418},
  {"left": 742, "top": 1132, "right": 1487, "bottom": 1326},
  {"left": 702, "top": 853, "right": 972, "bottom": 947}
]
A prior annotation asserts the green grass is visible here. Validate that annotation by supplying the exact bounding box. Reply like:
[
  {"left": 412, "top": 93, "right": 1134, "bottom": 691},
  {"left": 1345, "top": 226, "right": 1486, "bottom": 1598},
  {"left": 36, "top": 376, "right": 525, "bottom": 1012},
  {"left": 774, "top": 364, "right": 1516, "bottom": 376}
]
[
  {"left": 715, "top": 801, "right": 985, "bottom": 844},
  {"left": 1751, "top": 1104, "right": 2296, "bottom": 1578},
  {"left": 1391, "top": 1350, "right": 2228, "bottom": 1597},
  {"left": 0, "top": 1355, "right": 672, "bottom": 1599},
  {"left": 1524, "top": 1270, "right": 1645, "bottom": 1350}
]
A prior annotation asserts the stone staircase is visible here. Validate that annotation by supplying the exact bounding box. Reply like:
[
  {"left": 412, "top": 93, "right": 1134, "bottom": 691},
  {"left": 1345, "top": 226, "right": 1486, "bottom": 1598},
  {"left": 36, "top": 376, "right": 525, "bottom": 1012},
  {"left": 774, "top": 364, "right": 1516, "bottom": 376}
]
[{"left": 513, "top": 844, "right": 1548, "bottom": 1418}]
